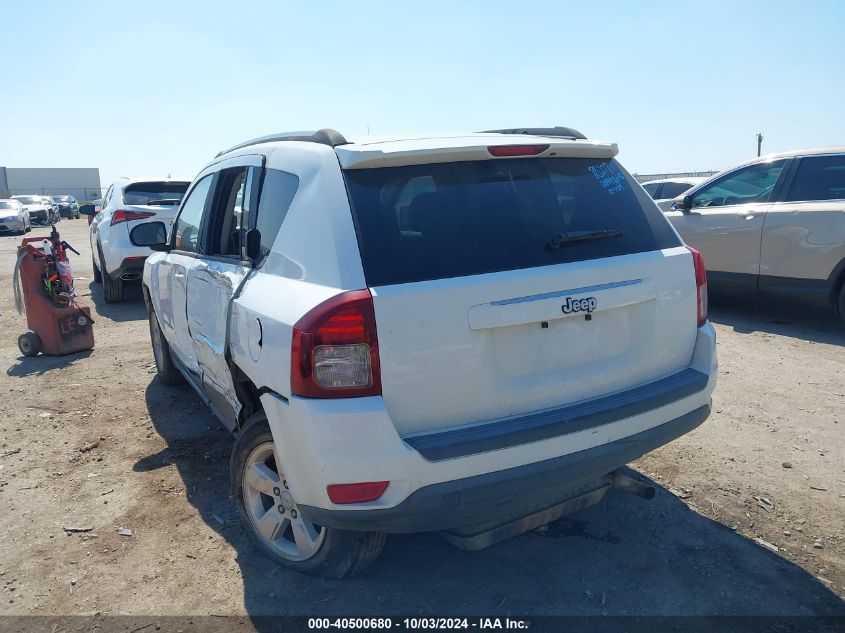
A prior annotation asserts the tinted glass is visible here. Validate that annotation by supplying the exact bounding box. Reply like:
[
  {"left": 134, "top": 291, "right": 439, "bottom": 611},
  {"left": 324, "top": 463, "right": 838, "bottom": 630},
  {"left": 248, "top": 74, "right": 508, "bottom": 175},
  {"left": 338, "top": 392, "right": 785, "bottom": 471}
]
[
  {"left": 0, "top": 201, "right": 18, "bottom": 209},
  {"left": 15, "top": 196, "right": 41, "bottom": 204},
  {"left": 659, "top": 182, "right": 694, "bottom": 199},
  {"left": 173, "top": 175, "right": 213, "bottom": 253},
  {"left": 785, "top": 155, "right": 845, "bottom": 202},
  {"left": 52, "top": 196, "right": 70, "bottom": 202},
  {"left": 123, "top": 181, "right": 190, "bottom": 206},
  {"left": 642, "top": 182, "right": 661, "bottom": 198},
  {"left": 344, "top": 157, "right": 681, "bottom": 286},
  {"left": 692, "top": 160, "right": 786, "bottom": 208},
  {"left": 255, "top": 169, "right": 299, "bottom": 261}
]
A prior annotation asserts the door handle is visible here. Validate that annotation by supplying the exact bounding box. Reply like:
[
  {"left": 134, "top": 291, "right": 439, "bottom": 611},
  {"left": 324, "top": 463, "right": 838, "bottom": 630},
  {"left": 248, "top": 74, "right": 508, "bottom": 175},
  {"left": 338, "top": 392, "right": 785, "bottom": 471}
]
[
  {"left": 736, "top": 209, "right": 757, "bottom": 219},
  {"left": 174, "top": 272, "right": 185, "bottom": 279}
]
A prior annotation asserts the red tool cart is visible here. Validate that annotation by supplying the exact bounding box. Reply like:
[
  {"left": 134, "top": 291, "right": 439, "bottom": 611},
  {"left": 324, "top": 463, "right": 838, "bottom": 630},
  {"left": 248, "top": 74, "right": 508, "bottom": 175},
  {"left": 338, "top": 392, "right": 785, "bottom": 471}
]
[{"left": 13, "top": 227, "right": 95, "bottom": 357}]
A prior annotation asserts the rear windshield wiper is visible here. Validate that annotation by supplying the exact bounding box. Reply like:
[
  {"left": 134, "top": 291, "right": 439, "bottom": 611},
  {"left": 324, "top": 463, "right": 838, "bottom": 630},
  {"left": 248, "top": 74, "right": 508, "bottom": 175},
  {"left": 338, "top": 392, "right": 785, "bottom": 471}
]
[
  {"left": 546, "top": 229, "right": 623, "bottom": 250},
  {"left": 146, "top": 198, "right": 182, "bottom": 206}
]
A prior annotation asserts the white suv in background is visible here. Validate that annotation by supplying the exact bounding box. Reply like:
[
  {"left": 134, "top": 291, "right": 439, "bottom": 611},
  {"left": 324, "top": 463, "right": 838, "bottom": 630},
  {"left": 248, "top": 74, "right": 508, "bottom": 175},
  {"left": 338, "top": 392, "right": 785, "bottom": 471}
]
[
  {"left": 665, "top": 147, "right": 845, "bottom": 323},
  {"left": 0, "top": 199, "right": 30, "bottom": 234},
  {"left": 139, "top": 128, "right": 717, "bottom": 578},
  {"left": 641, "top": 177, "right": 706, "bottom": 211},
  {"left": 87, "top": 177, "right": 190, "bottom": 302}
]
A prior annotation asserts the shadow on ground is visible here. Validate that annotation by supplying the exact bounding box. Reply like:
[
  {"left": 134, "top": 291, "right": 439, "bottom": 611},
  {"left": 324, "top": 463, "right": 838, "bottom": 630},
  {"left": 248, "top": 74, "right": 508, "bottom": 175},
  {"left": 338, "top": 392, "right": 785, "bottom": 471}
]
[
  {"left": 709, "top": 294, "right": 845, "bottom": 346},
  {"left": 84, "top": 280, "right": 147, "bottom": 322},
  {"left": 137, "top": 380, "right": 845, "bottom": 625},
  {"left": 6, "top": 348, "right": 93, "bottom": 377}
]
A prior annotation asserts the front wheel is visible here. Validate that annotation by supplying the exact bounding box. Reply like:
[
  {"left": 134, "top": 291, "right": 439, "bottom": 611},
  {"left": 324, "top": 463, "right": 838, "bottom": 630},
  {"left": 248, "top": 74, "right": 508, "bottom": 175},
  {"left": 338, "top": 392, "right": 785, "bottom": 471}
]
[
  {"left": 232, "top": 415, "right": 386, "bottom": 578},
  {"left": 147, "top": 307, "right": 185, "bottom": 385},
  {"left": 837, "top": 283, "right": 845, "bottom": 327}
]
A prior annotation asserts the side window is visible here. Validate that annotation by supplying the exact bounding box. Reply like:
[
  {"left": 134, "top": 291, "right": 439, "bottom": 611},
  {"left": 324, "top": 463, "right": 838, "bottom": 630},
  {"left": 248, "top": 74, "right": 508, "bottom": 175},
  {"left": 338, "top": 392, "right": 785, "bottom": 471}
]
[
  {"left": 785, "top": 155, "right": 845, "bottom": 202},
  {"left": 692, "top": 160, "right": 786, "bottom": 208},
  {"left": 254, "top": 169, "right": 299, "bottom": 262},
  {"left": 206, "top": 167, "right": 249, "bottom": 257},
  {"left": 660, "top": 182, "right": 693, "bottom": 199},
  {"left": 642, "top": 182, "right": 661, "bottom": 198},
  {"left": 173, "top": 175, "right": 213, "bottom": 253},
  {"left": 102, "top": 185, "right": 114, "bottom": 209}
]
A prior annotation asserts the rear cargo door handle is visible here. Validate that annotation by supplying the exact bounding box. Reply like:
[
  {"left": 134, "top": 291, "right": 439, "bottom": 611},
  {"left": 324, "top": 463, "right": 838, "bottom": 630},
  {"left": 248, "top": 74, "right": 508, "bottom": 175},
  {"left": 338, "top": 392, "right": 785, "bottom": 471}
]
[{"left": 174, "top": 272, "right": 185, "bottom": 279}]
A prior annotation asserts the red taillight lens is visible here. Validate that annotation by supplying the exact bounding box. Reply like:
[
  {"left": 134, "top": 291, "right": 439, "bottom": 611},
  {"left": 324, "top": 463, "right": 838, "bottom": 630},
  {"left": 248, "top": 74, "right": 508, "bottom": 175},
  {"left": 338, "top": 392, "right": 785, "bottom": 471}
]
[
  {"left": 291, "top": 290, "right": 381, "bottom": 398},
  {"left": 687, "top": 246, "right": 708, "bottom": 326},
  {"left": 112, "top": 210, "right": 156, "bottom": 225},
  {"left": 327, "top": 481, "right": 389, "bottom": 504},
  {"left": 487, "top": 144, "right": 550, "bottom": 157}
]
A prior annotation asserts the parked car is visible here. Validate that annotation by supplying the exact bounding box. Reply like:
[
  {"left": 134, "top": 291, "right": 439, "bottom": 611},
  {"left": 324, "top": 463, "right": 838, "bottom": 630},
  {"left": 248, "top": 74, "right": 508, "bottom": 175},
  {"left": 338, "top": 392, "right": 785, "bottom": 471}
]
[
  {"left": 11, "top": 195, "right": 54, "bottom": 225},
  {"left": 641, "top": 177, "right": 706, "bottom": 211},
  {"left": 52, "top": 195, "right": 80, "bottom": 219},
  {"left": 84, "top": 177, "right": 190, "bottom": 302},
  {"left": 139, "top": 128, "right": 717, "bottom": 578},
  {"left": 0, "top": 199, "right": 31, "bottom": 234},
  {"left": 665, "top": 146, "right": 845, "bottom": 323},
  {"left": 41, "top": 196, "right": 60, "bottom": 223}
]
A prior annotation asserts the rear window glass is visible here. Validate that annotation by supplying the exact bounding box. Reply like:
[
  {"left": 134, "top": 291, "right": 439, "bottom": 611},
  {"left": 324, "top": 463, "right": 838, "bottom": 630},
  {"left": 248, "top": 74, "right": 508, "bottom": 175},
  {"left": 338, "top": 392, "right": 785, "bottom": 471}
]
[
  {"left": 344, "top": 157, "right": 680, "bottom": 286},
  {"left": 0, "top": 201, "right": 18, "bottom": 209},
  {"left": 123, "top": 182, "right": 190, "bottom": 206},
  {"left": 785, "top": 155, "right": 845, "bottom": 202}
]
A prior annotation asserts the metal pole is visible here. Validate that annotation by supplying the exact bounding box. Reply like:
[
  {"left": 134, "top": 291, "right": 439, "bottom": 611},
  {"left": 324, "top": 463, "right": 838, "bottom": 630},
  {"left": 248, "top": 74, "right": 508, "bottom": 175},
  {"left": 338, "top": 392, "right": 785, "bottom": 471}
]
[{"left": 757, "top": 133, "right": 763, "bottom": 157}]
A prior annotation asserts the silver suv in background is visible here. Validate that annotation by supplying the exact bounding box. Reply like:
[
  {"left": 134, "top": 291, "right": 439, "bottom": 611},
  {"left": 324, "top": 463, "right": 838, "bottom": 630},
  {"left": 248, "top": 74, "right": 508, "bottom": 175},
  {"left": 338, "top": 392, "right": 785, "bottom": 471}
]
[{"left": 665, "top": 147, "right": 845, "bottom": 323}]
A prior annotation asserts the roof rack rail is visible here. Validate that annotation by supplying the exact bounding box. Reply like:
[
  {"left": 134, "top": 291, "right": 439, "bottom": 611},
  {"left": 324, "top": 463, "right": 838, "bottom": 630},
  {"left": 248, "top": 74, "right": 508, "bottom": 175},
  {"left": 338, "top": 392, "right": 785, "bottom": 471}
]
[
  {"left": 215, "top": 128, "right": 349, "bottom": 158},
  {"left": 481, "top": 126, "right": 587, "bottom": 140}
]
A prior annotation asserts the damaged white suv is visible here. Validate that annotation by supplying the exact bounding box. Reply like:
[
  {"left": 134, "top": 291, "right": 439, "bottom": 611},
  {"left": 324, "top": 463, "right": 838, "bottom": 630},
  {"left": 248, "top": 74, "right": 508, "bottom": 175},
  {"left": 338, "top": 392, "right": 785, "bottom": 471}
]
[{"left": 139, "top": 127, "right": 717, "bottom": 578}]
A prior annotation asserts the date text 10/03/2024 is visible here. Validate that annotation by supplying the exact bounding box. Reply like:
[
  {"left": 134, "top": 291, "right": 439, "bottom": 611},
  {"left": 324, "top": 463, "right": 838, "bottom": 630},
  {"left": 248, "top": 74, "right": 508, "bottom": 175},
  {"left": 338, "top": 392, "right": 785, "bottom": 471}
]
[{"left": 307, "top": 618, "right": 530, "bottom": 630}]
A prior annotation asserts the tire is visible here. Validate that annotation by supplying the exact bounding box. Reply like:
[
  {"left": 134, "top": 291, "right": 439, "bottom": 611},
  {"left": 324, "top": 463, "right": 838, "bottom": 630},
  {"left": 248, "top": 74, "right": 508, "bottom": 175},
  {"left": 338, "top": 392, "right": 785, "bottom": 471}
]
[
  {"left": 18, "top": 331, "right": 42, "bottom": 357},
  {"left": 147, "top": 307, "right": 185, "bottom": 385},
  {"left": 232, "top": 414, "right": 386, "bottom": 579},
  {"left": 837, "top": 283, "right": 845, "bottom": 327},
  {"left": 103, "top": 274, "right": 124, "bottom": 303},
  {"left": 92, "top": 254, "right": 102, "bottom": 283}
]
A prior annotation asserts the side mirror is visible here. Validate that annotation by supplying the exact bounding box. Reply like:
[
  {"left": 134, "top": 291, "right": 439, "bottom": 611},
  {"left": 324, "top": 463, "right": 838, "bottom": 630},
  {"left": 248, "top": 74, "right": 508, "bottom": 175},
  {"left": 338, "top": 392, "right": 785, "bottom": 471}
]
[
  {"left": 678, "top": 194, "right": 694, "bottom": 212},
  {"left": 78, "top": 204, "right": 95, "bottom": 216},
  {"left": 130, "top": 221, "right": 168, "bottom": 251},
  {"left": 244, "top": 228, "right": 262, "bottom": 262}
]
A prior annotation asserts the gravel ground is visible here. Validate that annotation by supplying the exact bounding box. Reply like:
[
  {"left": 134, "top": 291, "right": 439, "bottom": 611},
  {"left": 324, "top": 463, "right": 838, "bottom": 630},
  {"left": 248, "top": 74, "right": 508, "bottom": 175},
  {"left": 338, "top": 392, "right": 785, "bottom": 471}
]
[{"left": 0, "top": 221, "right": 842, "bottom": 623}]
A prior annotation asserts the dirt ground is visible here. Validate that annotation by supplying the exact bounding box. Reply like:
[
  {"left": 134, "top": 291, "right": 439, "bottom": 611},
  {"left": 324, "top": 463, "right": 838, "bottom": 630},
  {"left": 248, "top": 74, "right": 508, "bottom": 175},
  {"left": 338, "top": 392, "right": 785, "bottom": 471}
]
[{"left": 0, "top": 221, "right": 842, "bottom": 622}]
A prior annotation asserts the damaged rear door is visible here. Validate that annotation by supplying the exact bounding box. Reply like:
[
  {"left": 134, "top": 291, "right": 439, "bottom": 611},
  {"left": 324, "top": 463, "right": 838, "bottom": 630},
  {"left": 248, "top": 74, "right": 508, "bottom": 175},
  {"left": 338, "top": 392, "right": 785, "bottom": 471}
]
[{"left": 185, "top": 155, "right": 262, "bottom": 430}]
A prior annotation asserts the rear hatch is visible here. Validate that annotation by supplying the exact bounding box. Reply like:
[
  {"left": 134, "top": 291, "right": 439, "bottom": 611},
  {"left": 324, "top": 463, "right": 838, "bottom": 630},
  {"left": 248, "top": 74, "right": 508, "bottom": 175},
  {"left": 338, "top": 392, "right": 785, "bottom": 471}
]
[
  {"left": 342, "top": 142, "right": 699, "bottom": 436},
  {"left": 117, "top": 181, "right": 190, "bottom": 239}
]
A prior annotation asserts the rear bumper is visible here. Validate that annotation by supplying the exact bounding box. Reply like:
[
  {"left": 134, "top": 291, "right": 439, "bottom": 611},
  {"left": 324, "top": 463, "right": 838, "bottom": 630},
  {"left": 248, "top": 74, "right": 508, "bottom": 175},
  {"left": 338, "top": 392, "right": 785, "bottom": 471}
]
[
  {"left": 301, "top": 404, "right": 710, "bottom": 533},
  {"left": 109, "top": 256, "right": 146, "bottom": 281},
  {"left": 261, "top": 322, "right": 717, "bottom": 533}
]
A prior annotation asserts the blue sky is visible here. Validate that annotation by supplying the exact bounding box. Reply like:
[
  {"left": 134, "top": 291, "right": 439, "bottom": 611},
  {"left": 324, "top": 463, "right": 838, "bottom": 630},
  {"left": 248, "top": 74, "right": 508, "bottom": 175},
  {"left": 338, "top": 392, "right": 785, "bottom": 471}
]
[{"left": 1, "top": 0, "right": 843, "bottom": 189}]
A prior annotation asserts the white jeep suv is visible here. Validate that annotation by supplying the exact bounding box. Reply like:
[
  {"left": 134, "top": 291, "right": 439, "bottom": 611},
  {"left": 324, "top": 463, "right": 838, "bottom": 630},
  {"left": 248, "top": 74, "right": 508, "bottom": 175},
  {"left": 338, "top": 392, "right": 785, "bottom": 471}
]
[
  {"left": 665, "top": 147, "right": 845, "bottom": 323},
  {"left": 139, "top": 128, "right": 717, "bottom": 578},
  {"left": 89, "top": 177, "right": 190, "bottom": 302}
]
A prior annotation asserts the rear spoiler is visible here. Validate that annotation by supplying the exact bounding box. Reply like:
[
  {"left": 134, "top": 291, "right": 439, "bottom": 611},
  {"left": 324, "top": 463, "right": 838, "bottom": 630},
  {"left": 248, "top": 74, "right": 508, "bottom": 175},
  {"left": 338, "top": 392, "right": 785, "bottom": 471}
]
[{"left": 336, "top": 138, "right": 619, "bottom": 170}]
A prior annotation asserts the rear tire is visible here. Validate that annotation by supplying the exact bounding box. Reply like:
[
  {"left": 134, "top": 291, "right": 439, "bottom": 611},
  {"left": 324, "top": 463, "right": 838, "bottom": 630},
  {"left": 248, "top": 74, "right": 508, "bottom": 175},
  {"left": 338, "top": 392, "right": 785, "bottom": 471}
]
[
  {"left": 103, "top": 274, "right": 124, "bottom": 303},
  {"left": 92, "top": 254, "right": 102, "bottom": 283},
  {"left": 232, "top": 414, "right": 386, "bottom": 578},
  {"left": 18, "top": 331, "right": 42, "bottom": 357},
  {"left": 148, "top": 307, "right": 185, "bottom": 385}
]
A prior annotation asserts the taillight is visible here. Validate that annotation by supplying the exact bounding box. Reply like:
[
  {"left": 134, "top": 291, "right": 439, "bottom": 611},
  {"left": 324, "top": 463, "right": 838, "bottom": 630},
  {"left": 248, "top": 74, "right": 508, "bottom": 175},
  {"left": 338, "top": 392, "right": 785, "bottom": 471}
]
[
  {"left": 291, "top": 290, "right": 381, "bottom": 398},
  {"left": 327, "top": 481, "right": 389, "bottom": 504},
  {"left": 487, "top": 144, "right": 550, "bottom": 157},
  {"left": 112, "top": 210, "right": 156, "bottom": 225},
  {"left": 687, "top": 246, "right": 708, "bottom": 326}
]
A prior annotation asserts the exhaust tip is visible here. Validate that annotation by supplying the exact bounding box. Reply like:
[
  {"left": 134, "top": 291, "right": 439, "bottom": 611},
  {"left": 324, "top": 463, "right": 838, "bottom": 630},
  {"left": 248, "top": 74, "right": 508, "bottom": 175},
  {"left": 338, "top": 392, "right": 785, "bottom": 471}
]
[{"left": 608, "top": 471, "right": 656, "bottom": 500}]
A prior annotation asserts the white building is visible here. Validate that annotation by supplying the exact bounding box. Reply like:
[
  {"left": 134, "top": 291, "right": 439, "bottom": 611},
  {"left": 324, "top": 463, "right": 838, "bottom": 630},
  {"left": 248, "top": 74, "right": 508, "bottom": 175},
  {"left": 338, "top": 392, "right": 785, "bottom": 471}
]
[{"left": 0, "top": 167, "right": 102, "bottom": 201}]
